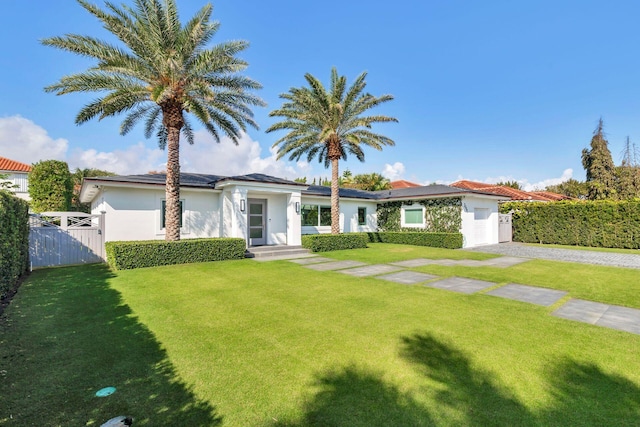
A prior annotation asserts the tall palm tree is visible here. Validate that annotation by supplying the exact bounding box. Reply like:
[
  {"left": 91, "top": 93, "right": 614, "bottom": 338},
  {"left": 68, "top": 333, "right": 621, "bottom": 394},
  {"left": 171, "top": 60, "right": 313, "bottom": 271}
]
[
  {"left": 268, "top": 68, "right": 397, "bottom": 234},
  {"left": 42, "top": 0, "right": 264, "bottom": 240}
]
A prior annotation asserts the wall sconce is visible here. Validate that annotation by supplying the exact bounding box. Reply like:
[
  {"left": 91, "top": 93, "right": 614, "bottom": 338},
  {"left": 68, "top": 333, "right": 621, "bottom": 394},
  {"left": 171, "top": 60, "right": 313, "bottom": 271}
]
[
  {"left": 240, "top": 199, "right": 246, "bottom": 213},
  {"left": 295, "top": 201, "right": 300, "bottom": 214}
]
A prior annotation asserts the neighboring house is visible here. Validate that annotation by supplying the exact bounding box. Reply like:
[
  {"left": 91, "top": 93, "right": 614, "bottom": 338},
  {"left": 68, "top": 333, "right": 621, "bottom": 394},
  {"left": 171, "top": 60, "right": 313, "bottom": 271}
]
[
  {"left": 450, "top": 180, "right": 570, "bottom": 202},
  {"left": 0, "top": 156, "right": 31, "bottom": 201},
  {"left": 390, "top": 179, "right": 421, "bottom": 189},
  {"left": 80, "top": 173, "right": 506, "bottom": 249}
]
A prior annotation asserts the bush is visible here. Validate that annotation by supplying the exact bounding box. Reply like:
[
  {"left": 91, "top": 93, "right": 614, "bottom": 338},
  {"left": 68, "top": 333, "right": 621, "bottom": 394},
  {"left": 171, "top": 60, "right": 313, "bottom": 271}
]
[
  {"left": 367, "top": 232, "right": 463, "bottom": 249},
  {"left": 28, "top": 160, "right": 73, "bottom": 213},
  {"left": 0, "top": 192, "right": 30, "bottom": 298},
  {"left": 501, "top": 200, "right": 640, "bottom": 249},
  {"left": 105, "top": 238, "right": 246, "bottom": 270},
  {"left": 301, "top": 233, "right": 369, "bottom": 252}
]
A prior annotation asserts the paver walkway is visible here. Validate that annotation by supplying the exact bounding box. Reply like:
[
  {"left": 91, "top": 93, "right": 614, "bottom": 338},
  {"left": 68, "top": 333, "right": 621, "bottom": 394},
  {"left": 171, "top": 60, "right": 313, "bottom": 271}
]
[
  {"left": 292, "top": 254, "right": 640, "bottom": 336},
  {"left": 467, "top": 242, "right": 640, "bottom": 269}
]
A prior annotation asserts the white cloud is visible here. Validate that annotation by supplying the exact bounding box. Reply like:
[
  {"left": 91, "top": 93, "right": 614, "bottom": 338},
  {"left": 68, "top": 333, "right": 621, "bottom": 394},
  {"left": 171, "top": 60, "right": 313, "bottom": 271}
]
[
  {"left": 0, "top": 115, "right": 68, "bottom": 163},
  {"left": 67, "top": 142, "right": 165, "bottom": 175},
  {"left": 381, "top": 162, "right": 405, "bottom": 180}
]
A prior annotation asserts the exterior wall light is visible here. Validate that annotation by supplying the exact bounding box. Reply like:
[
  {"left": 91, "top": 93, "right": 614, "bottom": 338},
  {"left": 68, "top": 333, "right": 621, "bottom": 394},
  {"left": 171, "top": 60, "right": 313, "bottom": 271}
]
[
  {"left": 240, "top": 199, "right": 246, "bottom": 213},
  {"left": 295, "top": 201, "right": 300, "bottom": 214}
]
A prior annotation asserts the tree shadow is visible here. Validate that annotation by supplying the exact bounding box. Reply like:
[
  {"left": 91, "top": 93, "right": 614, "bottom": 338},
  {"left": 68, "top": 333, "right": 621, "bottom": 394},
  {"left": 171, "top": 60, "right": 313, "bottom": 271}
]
[
  {"left": 271, "top": 365, "right": 435, "bottom": 427},
  {"left": 400, "top": 333, "right": 536, "bottom": 426},
  {"left": 0, "top": 264, "right": 221, "bottom": 426},
  {"left": 540, "top": 358, "right": 640, "bottom": 426}
]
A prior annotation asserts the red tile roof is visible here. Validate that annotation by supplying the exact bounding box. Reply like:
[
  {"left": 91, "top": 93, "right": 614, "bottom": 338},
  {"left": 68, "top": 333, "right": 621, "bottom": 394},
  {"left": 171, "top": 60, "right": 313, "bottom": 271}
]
[
  {"left": 390, "top": 179, "right": 421, "bottom": 189},
  {"left": 0, "top": 156, "right": 31, "bottom": 172},
  {"left": 450, "top": 180, "right": 569, "bottom": 201}
]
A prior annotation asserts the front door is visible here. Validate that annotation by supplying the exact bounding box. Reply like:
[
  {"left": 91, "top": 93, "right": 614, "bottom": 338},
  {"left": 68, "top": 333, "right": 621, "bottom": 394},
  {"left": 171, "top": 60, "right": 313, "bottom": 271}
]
[{"left": 248, "top": 199, "right": 266, "bottom": 246}]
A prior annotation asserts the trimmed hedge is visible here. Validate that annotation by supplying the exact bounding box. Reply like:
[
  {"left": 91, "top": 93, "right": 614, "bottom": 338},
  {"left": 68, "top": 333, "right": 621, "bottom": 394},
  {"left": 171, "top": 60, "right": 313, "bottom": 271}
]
[
  {"left": 105, "top": 238, "right": 246, "bottom": 270},
  {"left": 501, "top": 200, "right": 640, "bottom": 249},
  {"left": 301, "top": 233, "right": 369, "bottom": 252},
  {"left": 0, "top": 192, "right": 30, "bottom": 298},
  {"left": 367, "top": 232, "right": 463, "bottom": 249}
]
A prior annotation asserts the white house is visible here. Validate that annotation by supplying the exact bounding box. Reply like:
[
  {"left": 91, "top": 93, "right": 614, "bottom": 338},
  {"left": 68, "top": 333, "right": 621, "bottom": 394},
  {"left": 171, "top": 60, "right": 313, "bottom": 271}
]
[
  {"left": 0, "top": 156, "right": 31, "bottom": 201},
  {"left": 79, "top": 172, "right": 505, "bottom": 249}
]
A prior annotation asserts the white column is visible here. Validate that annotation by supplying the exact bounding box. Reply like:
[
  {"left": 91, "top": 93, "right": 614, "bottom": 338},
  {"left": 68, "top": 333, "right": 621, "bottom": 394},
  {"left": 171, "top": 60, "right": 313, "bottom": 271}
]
[{"left": 287, "top": 191, "right": 302, "bottom": 245}]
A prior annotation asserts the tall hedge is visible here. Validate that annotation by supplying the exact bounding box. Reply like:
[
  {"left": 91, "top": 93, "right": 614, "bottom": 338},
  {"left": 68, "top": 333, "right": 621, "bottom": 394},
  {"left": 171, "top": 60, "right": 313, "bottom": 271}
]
[
  {"left": 28, "top": 160, "right": 73, "bottom": 213},
  {"left": 0, "top": 192, "right": 30, "bottom": 298},
  {"left": 501, "top": 200, "right": 640, "bottom": 248}
]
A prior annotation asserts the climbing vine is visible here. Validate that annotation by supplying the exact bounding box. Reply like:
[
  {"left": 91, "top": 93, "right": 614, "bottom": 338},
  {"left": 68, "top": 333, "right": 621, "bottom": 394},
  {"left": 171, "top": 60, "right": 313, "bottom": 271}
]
[
  {"left": 377, "top": 201, "right": 402, "bottom": 231},
  {"left": 377, "top": 197, "right": 462, "bottom": 233}
]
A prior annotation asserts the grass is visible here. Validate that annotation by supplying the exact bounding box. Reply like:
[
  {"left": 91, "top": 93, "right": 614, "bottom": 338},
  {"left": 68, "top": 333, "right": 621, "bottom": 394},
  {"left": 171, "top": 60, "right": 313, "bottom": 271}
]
[
  {"left": 1, "top": 244, "right": 639, "bottom": 425},
  {"left": 524, "top": 242, "right": 640, "bottom": 255}
]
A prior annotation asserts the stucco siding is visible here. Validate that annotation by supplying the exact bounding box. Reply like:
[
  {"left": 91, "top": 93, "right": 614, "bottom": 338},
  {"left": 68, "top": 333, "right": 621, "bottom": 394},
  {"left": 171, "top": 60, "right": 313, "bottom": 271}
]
[
  {"left": 460, "top": 195, "right": 500, "bottom": 248},
  {"left": 301, "top": 196, "right": 378, "bottom": 234}
]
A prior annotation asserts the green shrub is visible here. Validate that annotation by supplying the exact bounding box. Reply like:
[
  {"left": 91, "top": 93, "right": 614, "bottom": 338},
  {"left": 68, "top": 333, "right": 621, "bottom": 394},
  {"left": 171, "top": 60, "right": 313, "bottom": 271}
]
[
  {"left": 0, "top": 192, "right": 30, "bottom": 298},
  {"left": 501, "top": 200, "right": 640, "bottom": 249},
  {"left": 301, "top": 233, "right": 369, "bottom": 252},
  {"left": 377, "top": 198, "right": 462, "bottom": 233},
  {"left": 105, "top": 238, "right": 246, "bottom": 270},
  {"left": 28, "top": 160, "right": 73, "bottom": 213},
  {"left": 367, "top": 232, "right": 463, "bottom": 249}
]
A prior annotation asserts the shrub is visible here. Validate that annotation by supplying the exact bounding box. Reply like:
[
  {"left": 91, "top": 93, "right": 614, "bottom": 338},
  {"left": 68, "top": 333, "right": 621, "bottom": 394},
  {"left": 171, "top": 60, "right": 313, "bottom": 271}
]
[
  {"left": 301, "top": 233, "right": 369, "bottom": 252},
  {"left": 0, "top": 192, "right": 30, "bottom": 298},
  {"left": 500, "top": 200, "right": 640, "bottom": 249},
  {"left": 367, "top": 232, "right": 463, "bottom": 249},
  {"left": 28, "top": 160, "right": 73, "bottom": 213},
  {"left": 105, "top": 238, "right": 246, "bottom": 270}
]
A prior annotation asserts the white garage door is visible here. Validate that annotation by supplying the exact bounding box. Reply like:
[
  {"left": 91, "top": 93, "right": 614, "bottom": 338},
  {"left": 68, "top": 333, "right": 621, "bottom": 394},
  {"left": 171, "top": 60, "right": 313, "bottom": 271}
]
[{"left": 474, "top": 208, "right": 489, "bottom": 245}]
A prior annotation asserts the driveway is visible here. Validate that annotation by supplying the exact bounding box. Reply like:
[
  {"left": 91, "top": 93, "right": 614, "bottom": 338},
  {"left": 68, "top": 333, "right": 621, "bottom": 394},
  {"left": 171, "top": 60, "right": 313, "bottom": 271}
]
[{"left": 466, "top": 242, "right": 640, "bottom": 269}]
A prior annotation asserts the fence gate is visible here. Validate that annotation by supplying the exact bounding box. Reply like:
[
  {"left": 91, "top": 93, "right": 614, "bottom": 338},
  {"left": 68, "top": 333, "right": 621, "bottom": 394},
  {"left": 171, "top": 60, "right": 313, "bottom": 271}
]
[
  {"left": 499, "top": 213, "right": 512, "bottom": 243},
  {"left": 29, "top": 212, "right": 105, "bottom": 268}
]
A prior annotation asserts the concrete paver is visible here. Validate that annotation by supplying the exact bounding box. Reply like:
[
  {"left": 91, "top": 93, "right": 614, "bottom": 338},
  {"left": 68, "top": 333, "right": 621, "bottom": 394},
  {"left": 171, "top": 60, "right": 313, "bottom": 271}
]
[
  {"left": 425, "top": 277, "right": 496, "bottom": 294},
  {"left": 552, "top": 299, "right": 610, "bottom": 323},
  {"left": 487, "top": 284, "right": 567, "bottom": 306},
  {"left": 376, "top": 271, "right": 439, "bottom": 285},
  {"left": 338, "top": 264, "right": 405, "bottom": 277},
  {"left": 390, "top": 258, "right": 441, "bottom": 267},
  {"left": 482, "top": 256, "right": 531, "bottom": 268},
  {"left": 552, "top": 299, "right": 640, "bottom": 335},
  {"left": 305, "top": 260, "right": 367, "bottom": 271},
  {"left": 597, "top": 306, "right": 640, "bottom": 335},
  {"left": 289, "top": 256, "right": 333, "bottom": 265}
]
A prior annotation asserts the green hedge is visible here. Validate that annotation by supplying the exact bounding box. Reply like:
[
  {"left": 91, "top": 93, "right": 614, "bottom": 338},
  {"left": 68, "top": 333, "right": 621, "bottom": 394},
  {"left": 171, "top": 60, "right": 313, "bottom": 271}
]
[
  {"left": 105, "top": 238, "right": 246, "bottom": 270},
  {"left": 366, "top": 232, "right": 463, "bottom": 249},
  {"left": 501, "top": 200, "right": 640, "bottom": 249},
  {"left": 0, "top": 192, "right": 30, "bottom": 298},
  {"left": 301, "top": 233, "right": 369, "bottom": 252}
]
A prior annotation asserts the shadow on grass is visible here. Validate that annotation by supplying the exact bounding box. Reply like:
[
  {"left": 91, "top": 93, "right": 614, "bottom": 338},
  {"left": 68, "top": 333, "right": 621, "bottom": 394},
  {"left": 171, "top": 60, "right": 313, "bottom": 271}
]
[
  {"left": 0, "top": 264, "right": 220, "bottom": 426},
  {"left": 272, "top": 365, "right": 434, "bottom": 427}
]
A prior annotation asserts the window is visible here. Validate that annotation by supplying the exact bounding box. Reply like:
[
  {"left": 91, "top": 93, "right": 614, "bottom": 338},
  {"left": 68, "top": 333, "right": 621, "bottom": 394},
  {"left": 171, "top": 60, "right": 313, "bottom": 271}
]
[
  {"left": 401, "top": 206, "right": 424, "bottom": 228},
  {"left": 161, "top": 200, "right": 184, "bottom": 229},
  {"left": 357, "top": 207, "right": 366, "bottom": 225},
  {"left": 301, "top": 204, "right": 332, "bottom": 226}
]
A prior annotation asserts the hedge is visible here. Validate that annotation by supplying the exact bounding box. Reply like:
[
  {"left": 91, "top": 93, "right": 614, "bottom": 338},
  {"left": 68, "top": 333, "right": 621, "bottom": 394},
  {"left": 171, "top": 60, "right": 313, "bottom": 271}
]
[
  {"left": 105, "top": 238, "right": 246, "bottom": 270},
  {"left": 500, "top": 200, "right": 640, "bottom": 249},
  {"left": 0, "top": 192, "right": 30, "bottom": 298},
  {"left": 366, "top": 232, "right": 463, "bottom": 249},
  {"left": 301, "top": 233, "right": 369, "bottom": 252}
]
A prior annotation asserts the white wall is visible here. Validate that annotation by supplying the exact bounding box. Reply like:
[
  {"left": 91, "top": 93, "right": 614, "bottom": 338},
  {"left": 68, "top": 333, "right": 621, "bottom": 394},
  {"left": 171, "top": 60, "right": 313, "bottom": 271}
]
[
  {"left": 460, "top": 195, "right": 500, "bottom": 248},
  {"left": 300, "top": 196, "right": 378, "bottom": 234},
  {"left": 1, "top": 172, "right": 29, "bottom": 200},
  {"left": 92, "top": 187, "right": 221, "bottom": 242}
]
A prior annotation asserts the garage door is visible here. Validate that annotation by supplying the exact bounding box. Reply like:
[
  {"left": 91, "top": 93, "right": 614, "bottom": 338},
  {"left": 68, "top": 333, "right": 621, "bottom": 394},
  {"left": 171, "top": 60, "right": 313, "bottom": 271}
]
[{"left": 474, "top": 208, "right": 489, "bottom": 245}]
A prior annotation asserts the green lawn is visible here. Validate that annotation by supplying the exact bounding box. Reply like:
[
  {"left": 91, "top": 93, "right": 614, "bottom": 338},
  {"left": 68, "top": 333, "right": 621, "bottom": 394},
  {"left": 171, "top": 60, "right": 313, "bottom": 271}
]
[{"left": 1, "top": 244, "right": 639, "bottom": 425}]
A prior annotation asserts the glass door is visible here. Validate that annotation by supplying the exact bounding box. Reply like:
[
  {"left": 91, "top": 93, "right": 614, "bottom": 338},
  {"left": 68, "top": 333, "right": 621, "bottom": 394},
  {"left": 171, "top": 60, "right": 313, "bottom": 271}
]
[{"left": 248, "top": 200, "right": 266, "bottom": 246}]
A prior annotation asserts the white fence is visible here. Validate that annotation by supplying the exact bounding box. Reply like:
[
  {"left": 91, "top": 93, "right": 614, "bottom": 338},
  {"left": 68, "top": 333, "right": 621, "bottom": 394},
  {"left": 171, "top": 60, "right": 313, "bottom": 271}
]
[
  {"left": 29, "top": 212, "right": 105, "bottom": 268},
  {"left": 498, "top": 213, "right": 513, "bottom": 243}
]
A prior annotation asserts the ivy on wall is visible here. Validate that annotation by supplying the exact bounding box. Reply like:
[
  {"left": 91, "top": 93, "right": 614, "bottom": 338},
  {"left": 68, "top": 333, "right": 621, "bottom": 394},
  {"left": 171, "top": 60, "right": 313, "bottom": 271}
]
[{"left": 377, "top": 197, "right": 462, "bottom": 233}]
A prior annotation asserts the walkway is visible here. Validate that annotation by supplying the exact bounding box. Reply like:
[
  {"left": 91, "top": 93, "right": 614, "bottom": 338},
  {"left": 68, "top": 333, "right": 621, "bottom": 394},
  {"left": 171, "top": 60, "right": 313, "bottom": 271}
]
[
  {"left": 287, "top": 255, "right": 640, "bottom": 336},
  {"left": 466, "top": 242, "right": 640, "bottom": 269}
]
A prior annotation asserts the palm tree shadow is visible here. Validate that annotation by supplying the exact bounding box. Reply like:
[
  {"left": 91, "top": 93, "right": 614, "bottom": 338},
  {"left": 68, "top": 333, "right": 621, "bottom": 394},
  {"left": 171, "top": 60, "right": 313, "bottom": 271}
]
[
  {"left": 540, "top": 359, "right": 640, "bottom": 426},
  {"left": 3, "top": 264, "right": 221, "bottom": 426},
  {"left": 271, "top": 365, "right": 435, "bottom": 427},
  {"left": 400, "top": 333, "right": 536, "bottom": 426}
]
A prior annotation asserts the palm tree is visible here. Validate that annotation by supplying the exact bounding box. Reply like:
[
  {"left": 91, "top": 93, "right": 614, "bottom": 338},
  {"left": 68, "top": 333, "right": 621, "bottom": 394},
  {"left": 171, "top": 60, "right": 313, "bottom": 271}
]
[
  {"left": 42, "top": 0, "right": 264, "bottom": 240},
  {"left": 267, "top": 68, "right": 397, "bottom": 234}
]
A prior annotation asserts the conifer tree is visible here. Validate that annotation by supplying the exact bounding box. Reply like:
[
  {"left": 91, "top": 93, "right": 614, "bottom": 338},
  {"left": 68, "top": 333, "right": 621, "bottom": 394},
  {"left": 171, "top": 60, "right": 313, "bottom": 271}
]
[{"left": 581, "top": 118, "right": 617, "bottom": 200}]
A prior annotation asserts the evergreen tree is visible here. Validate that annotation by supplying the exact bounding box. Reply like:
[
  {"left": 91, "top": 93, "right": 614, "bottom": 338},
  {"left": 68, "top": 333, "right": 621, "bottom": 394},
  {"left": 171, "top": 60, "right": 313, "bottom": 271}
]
[
  {"left": 616, "top": 136, "right": 640, "bottom": 199},
  {"left": 545, "top": 179, "right": 589, "bottom": 199},
  {"left": 581, "top": 119, "right": 617, "bottom": 200},
  {"left": 496, "top": 180, "right": 522, "bottom": 190},
  {"left": 28, "top": 160, "right": 73, "bottom": 212}
]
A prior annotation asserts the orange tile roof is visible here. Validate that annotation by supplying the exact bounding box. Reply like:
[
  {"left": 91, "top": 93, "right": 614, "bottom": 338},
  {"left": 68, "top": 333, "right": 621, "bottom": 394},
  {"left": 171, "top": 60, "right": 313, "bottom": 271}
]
[
  {"left": 0, "top": 156, "right": 31, "bottom": 172},
  {"left": 450, "top": 180, "right": 570, "bottom": 201},
  {"left": 390, "top": 179, "right": 421, "bottom": 189}
]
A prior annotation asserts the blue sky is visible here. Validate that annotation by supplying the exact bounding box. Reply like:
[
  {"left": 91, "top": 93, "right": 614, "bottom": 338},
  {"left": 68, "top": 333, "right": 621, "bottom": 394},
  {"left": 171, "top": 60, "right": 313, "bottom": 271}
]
[{"left": 2, "top": 0, "right": 640, "bottom": 189}]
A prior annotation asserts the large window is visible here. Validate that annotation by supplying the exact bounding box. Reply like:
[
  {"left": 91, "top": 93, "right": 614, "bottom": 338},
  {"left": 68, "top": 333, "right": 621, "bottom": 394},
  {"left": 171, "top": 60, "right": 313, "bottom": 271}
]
[
  {"left": 401, "top": 206, "right": 424, "bottom": 228},
  {"left": 302, "top": 204, "right": 331, "bottom": 226},
  {"left": 161, "top": 200, "right": 184, "bottom": 229},
  {"left": 357, "top": 207, "right": 366, "bottom": 225}
]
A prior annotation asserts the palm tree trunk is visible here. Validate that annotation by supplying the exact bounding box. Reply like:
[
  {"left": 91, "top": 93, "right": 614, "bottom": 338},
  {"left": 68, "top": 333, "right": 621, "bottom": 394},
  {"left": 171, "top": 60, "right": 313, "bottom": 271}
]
[
  {"left": 331, "top": 157, "right": 340, "bottom": 234},
  {"left": 165, "top": 125, "right": 181, "bottom": 241}
]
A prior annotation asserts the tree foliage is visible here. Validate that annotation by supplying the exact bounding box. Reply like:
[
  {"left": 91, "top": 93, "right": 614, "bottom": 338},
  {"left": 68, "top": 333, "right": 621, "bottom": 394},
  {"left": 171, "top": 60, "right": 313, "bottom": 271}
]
[
  {"left": 71, "top": 168, "right": 117, "bottom": 212},
  {"left": 28, "top": 160, "right": 73, "bottom": 212},
  {"left": 545, "top": 179, "right": 589, "bottom": 199},
  {"left": 344, "top": 172, "right": 392, "bottom": 191},
  {"left": 0, "top": 172, "right": 18, "bottom": 192},
  {"left": 43, "top": 0, "right": 263, "bottom": 240},
  {"left": 496, "top": 180, "right": 522, "bottom": 190},
  {"left": 581, "top": 119, "right": 617, "bottom": 200},
  {"left": 268, "top": 67, "right": 397, "bottom": 233}
]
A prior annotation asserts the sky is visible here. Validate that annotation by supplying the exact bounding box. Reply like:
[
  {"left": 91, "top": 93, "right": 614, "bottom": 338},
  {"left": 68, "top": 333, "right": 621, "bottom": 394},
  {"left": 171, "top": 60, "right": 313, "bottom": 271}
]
[{"left": 2, "top": 0, "right": 640, "bottom": 191}]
